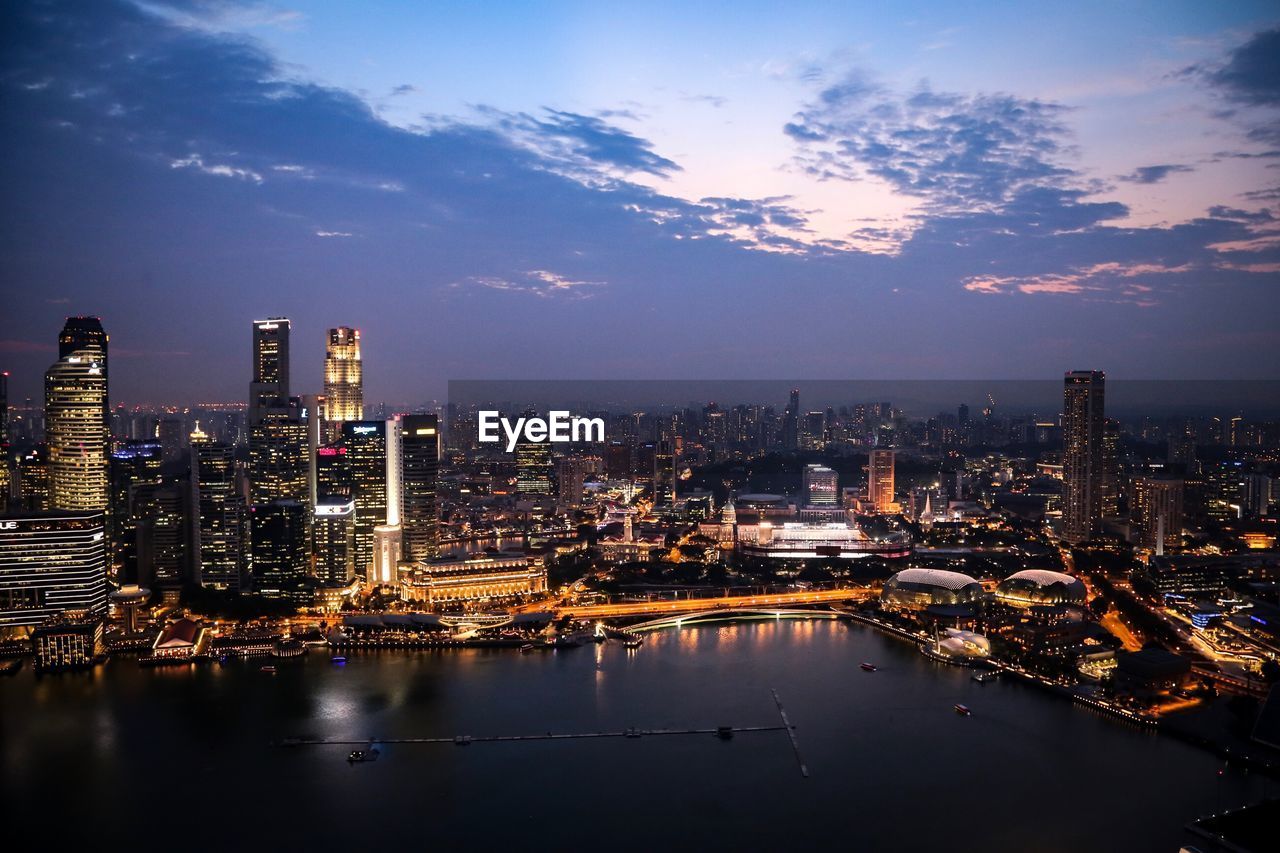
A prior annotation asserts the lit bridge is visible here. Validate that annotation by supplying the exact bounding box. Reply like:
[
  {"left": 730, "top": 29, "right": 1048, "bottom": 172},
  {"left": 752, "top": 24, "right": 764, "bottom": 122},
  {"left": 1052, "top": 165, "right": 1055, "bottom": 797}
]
[
  {"left": 625, "top": 606, "right": 852, "bottom": 633},
  {"left": 554, "top": 587, "right": 871, "bottom": 622}
]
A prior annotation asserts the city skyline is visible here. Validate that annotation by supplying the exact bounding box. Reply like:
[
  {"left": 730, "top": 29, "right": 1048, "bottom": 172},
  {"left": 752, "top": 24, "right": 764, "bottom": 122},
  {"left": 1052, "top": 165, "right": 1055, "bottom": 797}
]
[{"left": 3, "top": 1, "right": 1280, "bottom": 406}]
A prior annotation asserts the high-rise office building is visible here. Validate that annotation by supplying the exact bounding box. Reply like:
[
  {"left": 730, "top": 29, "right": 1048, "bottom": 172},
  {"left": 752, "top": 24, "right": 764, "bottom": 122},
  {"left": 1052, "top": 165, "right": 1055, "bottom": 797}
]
[
  {"left": 1138, "top": 476, "right": 1183, "bottom": 555},
  {"left": 556, "top": 456, "right": 590, "bottom": 509},
  {"left": 249, "top": 499, "right": 308, "bottom": 604},
  {"left": 401, "top": 414, "right": 440, "bottom": 562},
  {"left": 782, "top": 388, "right": 800, "bottom": 449},
  {"left": 250, "top": 318, "right": 290, "bottom": 424},
  {"left": 515, "top": 439, "right": 553, "bottom": 495},
  {"left": 868, "top": 449, "right": 896, "bottom": 514},
  {"left": 1062, "top": 371, "right": 1105, "bottom": 544},
  {"left": 343, "top": 421, "right": 389, "bottom": 578},
  {"left": 0, "top": 509, "right": 107, "bottom": 627},
  {"left": 803, "top": 464, "right": 839, "bottom": 507},
  {"left": 45, "top": 317, "right": 109, "bottom": 513},
  {"left": 249, "top": 413, "right": 310, "bottom": 509},
  {"left": 1101, "top": 418, "right": 1121, "bottom": 518},
  {"left": 652, "top": 439, "right": 675, "bottom": 506},
  {"left": 109, "top": 439, "right": 163, "bottom": 578},
  {"left": 132, "top": 477, "right": 190, "bottom": 590},
  {"left": 193, "top": 441, "right": 244, "bottom": 592},
  {"left": 323, "top": 327, "right": 363, "bottom": 425},
  {"left": 314, "top": 496, "right": 356, "bottom": 586},
  {"left": 0, "top": 371, "right": 8, "bottom": 512},
  {"left": 14, "top": 446, "right": 50, "bottom": 512}
]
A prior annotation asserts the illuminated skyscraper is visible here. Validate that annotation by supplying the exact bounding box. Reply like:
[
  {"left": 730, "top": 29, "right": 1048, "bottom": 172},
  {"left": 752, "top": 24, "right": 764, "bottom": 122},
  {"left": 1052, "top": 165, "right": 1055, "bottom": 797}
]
[
  {"left": 193, "top": 441, "right": 244, "bottom": 592},
  {"left": 1062, "top": 370, "right": 1105, "bottom": 544},
  {"left": 1138, "top": 476, "right": 1183, "bottom": 555},
  {"left": 868, "top": 449, "right": 896, "bottom": 514},
  {"left": 45, "top": 317, "right": 109, "bottom": 513},
  {"left": 109, "top": 439, "right": 163, "bottom": 577},
  {"left": 323, "top": 327, "right": 363, "bottom": 425},
  {"left": 516, "top": 441, "right": 553, "bottom": 495},
  {"left": 401, "top": 414, "right": 440, "bottom": 561},
  {"left": 250, "top": 499, "right": 308, "bottom": 603},
  {"left": 343, "top": 421, "right": 388, "bottom": 578},
  {"left": 652, "top": 439, "right": 675, "bottom": 506},
  {"left": 803, "top": 464, "right": 838, "bottom": 507},
  {"left": 249, "top": 412, "right": 310, "bottom": 509},
  {"left": 0, "top": 509, "right": 107, "bottom": 627},
  {"left": 250, "top": 318, "right": 290, "bottom": 424},
  {"left": 314, "top": 495, "right": 356, "bottom": 586},
  {"left": 0, "top": 371, "right": 8, "bottom": 512}
]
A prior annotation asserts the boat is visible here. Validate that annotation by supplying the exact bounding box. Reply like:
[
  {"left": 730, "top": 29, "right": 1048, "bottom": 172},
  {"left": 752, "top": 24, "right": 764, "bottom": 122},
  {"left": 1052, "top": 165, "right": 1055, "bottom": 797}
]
[
  {"left": 347, "top": 747, "right": 380, "bottom": 763},
  {"left": 519, "top": 643, "right": 536, "bottom": 653},
  {"left": 860, "top": 662, "right": 877, "bottom": 672},
  {"left": 260, "top": 665, "right": 277, "bottom": 674},
  {"left": 972, "top": 671, "right": 998, "bottom": 683},
  {"left": 954, "top": 703, "right": 971, "bottom": 716},
  {"left": 623, "top": 637, "right": 643, "bottom": 649},
  {"left": 331, "top": 656, "right": 346, "bottom": 665}
]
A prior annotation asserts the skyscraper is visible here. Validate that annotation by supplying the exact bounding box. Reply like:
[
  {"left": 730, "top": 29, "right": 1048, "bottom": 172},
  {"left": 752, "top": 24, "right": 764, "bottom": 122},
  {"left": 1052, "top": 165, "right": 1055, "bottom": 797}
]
[
  {"left": 1062, "top": 370, "right": 1105, "bottom": 544},
  {"left": 1138, "top": 476, "right": 1183, "bottom": 555},
  {"left": 45, "top": 317, "right": 109, "bottom": 513},
  {"left": 803, "top": 464, "right": 838, "bottom": 507},
  {"left": 193, "top": 441, "right": 244, "bottom": 592},
  {"left": 250, "top": 318, "right": 290, "bottom": 424},
  {"left": 249, "top": 498, "right": 308, "bottom": 603},
  {"left": 515, "top": 440, "right": 553, "bottom": 495},
  {"left": 323, "top": 327, "right": 363, "bottom": 425},
  {"left": 249, "top": 412, "right": 310, "bottom": 509},
  {"left": 0, "top": 509, "right": 107, "bottom": 627},
  {"left": 401, "top": 414, "right": 439, "bottom": 562},
  {"left": 314, "top": 495, "right": 356, "bottom": 586},
  {"left": 867, "top": 449, "right": 896, "bottom": 514},
  {"left": 652, "top": 439, "right": 675, "bottom": 506}
]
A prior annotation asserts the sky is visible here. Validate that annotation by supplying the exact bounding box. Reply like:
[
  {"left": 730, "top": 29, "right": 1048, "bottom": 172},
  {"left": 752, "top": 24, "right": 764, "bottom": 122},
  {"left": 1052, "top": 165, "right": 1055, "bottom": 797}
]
[{"left": 1, "top": 0, "right": 1278, "bottom": 406}]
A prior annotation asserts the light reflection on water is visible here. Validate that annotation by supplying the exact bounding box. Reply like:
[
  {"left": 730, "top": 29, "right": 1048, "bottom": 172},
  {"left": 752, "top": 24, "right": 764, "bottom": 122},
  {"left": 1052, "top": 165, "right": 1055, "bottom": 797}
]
[{"left": 1, "top": 619, "right": 1270, "bottom": 852}]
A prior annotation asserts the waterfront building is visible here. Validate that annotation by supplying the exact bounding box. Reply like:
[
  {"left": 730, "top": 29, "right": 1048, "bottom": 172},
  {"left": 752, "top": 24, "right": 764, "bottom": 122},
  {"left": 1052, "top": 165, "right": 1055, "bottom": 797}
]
[
  {"left": 370, "top": 523, "right": 403, "bottom": 586},
  {"left": 314, "top": 495, "right": 356, "bottom": 586},
  {"left": 249, "top": 499, "right": 309, "bottom": 604},
  {"left": 150, "top": 617, "right": 208, "bottom": 660},
  {"left": 32, "top": 611, "right": 104, "bottom": 670},
  {"left": 401, "top": 414, "right": 440, "bottom": 561},
  {"left": 1062, "top": 370, "right": 1105, "bottom": 543},
  {"left": 881, "top": 568, "right": 983, "bottom": 611},
  {"left": 108, "top": 584, "right": 150, "bottom": 635},
  {"left": 399, "top": 552, "right": 547, "bottom": 608},
  {"left": 323, "top": 327, "right": 363, "bottom": 427},
  {"left": 45, "top": 317, "right": 109, "bottom": 513},
  {"left": 0, "top": 509, "right": 107, "bottom": 627},
  {"left": 995, "top": 569, "right": 1087, "bottom": 608}
]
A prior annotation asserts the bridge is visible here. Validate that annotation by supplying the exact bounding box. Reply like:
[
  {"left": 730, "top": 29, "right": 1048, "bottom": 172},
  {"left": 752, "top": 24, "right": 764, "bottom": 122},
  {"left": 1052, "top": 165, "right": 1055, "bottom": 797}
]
[
  {"left": 554, "top": 587, "right": 871, "bottom": 621},
  {"left": 625, "top": 606, "right": 851, "bottom": 633}
]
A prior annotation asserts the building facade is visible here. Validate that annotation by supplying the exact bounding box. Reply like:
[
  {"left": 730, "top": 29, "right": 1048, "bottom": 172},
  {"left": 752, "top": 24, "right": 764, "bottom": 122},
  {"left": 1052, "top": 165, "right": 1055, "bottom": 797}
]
[
  {"left": 0, "top": 510, "right": 107, "bottom": 628},
  {"left": 1062, "top": 370, "right": 1105, "bottom": 543},
  {"left": 323, "top": 326, "right": 363, "bottom": 426}
]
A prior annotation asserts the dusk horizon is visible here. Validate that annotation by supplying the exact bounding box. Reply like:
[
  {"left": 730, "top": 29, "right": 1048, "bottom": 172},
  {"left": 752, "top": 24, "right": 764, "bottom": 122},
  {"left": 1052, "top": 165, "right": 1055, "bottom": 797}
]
[{"left": 3, "top": 1, "right": 1280, "bottom": 405}]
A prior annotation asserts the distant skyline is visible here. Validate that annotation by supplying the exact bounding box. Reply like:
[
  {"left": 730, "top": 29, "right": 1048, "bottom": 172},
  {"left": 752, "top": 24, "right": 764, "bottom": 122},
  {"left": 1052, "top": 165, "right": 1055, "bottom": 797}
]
[{"left": 2, "top": 0, "right": 1279, "bottom": 405}]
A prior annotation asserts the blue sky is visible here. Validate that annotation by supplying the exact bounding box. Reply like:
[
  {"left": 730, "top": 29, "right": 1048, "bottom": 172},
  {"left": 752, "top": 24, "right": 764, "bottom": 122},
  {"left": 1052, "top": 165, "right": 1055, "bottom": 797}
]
[{"left": 1, "top": 0, "right": 1278, "bottom": 404}]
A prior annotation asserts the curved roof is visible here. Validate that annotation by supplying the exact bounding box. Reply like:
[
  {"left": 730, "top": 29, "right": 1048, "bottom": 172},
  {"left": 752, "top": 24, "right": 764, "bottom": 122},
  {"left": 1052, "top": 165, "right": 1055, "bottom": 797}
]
[
  {"left": 1003, "top": 569, "right": 1082, "bottom": 588},
  {"left": 889, "top": 567, "right": 979, "bottom": 591}
]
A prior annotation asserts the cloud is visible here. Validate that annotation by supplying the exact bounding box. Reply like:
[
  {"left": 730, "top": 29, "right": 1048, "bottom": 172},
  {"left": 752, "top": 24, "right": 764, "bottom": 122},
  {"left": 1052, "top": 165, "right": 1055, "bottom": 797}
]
[
  {"left": 315, "top": 230, "right": 353, "bottom": 237},
  {"left": 0, "top": 339, "right": 56, "bottom": 354},
  {"left": 389, "top": 84, "right": 417, "bottom": 97},
  {"left": 477, "top": 106, "right": 681, "bottom": 181},
  {"left": 1206, "top": 28, "right": 1280, "bottom": 107},
  {"left": 453, "top": 269, "right": 605, "bottom": 299},
  {"left": 785, "top": 76, "right": 1076, "bottom": 216},
  {"left": 0, "top": 0, "right": 1277, "bottom": 400},
  {"left": 1119, "top": 164, "right": 1194, "bottom": 184}
]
